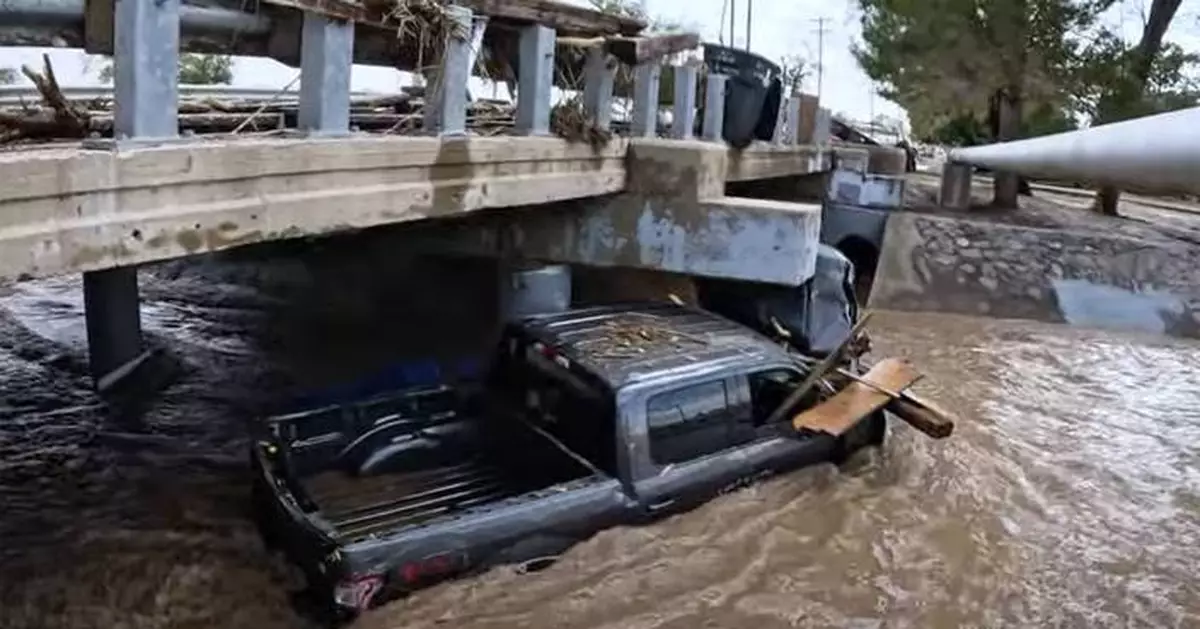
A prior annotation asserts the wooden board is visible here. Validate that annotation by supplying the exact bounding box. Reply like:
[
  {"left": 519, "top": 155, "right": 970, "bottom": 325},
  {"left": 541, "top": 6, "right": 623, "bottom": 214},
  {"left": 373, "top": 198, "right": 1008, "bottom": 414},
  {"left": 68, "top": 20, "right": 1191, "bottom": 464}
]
[{"left": 792, "top": 358, "right": 921, "bottom": 437}]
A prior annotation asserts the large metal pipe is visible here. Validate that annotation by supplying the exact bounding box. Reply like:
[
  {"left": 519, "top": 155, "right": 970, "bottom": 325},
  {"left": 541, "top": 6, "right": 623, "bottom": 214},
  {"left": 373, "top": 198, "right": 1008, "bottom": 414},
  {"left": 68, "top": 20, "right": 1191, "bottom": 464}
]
[
  {"left": 949, "top": 106, "right": 1200, "bottom": 196},
  {"left": 0, "top": 0, "right": 272, "bottom": 39}
]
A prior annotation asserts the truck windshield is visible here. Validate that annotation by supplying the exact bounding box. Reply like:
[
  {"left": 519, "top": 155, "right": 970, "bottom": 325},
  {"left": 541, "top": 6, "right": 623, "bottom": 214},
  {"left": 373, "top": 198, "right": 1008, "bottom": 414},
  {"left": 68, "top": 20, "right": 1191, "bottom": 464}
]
[{"left": 489, "top": 335, "right": 618, "bottom": 476}]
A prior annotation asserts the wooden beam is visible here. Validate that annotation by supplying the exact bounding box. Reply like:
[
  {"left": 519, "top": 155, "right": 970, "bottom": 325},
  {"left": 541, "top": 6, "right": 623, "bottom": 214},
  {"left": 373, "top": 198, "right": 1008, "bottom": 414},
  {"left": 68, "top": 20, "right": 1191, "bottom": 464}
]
[{"left": 557, "top": 32, "right": 702, "bottom": 66}]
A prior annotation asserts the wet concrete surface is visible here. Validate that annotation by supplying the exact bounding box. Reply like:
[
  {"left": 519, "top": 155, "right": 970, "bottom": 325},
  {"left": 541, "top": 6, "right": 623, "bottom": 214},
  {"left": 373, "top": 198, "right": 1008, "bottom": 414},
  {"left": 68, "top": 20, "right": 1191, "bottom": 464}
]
[{"left": 2, "top": 271, "right": 1200, "bottom": 628}]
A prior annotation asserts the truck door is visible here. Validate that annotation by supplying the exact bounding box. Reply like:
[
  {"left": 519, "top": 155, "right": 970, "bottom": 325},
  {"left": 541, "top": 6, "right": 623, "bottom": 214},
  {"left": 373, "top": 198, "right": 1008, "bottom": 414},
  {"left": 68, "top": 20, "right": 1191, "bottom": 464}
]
[{"left": 627, "top": 376, "right": 755, "bottom": 518}]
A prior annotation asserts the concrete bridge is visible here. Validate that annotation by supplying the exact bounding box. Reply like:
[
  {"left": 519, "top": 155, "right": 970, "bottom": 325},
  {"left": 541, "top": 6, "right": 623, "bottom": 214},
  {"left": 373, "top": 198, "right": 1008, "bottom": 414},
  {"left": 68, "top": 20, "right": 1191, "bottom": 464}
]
[{"left": 0, "top": 0, "right": 909, "bottom": 393}]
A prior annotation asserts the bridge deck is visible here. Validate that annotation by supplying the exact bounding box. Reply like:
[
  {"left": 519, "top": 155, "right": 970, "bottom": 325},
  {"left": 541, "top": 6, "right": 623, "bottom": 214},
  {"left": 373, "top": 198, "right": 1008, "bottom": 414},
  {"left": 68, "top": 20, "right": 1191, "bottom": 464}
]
[{"left": 0, "top": 136, "right": 864, "bottom": 281}]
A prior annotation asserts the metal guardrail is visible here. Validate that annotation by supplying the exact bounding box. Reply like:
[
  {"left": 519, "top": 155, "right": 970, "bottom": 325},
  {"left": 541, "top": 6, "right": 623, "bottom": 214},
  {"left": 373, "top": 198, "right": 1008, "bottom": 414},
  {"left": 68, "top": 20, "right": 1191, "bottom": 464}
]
[{"left": 0, "top": 84, "right": 380, "bottom": 107}]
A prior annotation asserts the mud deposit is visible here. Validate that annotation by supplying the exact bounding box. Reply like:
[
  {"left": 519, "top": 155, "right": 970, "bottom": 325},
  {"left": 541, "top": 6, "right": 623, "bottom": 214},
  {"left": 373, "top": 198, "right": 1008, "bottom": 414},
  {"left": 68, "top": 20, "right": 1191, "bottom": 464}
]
[{"left": 3, "top": 272, "right": 1200, "bottom": 628}]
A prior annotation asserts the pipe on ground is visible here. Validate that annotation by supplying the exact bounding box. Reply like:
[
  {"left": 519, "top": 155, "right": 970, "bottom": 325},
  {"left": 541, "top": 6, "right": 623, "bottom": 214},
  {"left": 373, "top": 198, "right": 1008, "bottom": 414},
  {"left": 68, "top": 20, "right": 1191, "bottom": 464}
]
[{"left": 948, "top": 106, "right": 1200, "bottom": 196}]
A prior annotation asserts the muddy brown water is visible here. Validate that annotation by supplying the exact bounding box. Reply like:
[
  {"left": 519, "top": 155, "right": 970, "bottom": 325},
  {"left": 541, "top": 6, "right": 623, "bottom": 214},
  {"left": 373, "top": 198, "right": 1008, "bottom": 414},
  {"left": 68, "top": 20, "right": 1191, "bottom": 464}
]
[{"left": 2, "top": 273, "right": 1200, "bottom": 629}]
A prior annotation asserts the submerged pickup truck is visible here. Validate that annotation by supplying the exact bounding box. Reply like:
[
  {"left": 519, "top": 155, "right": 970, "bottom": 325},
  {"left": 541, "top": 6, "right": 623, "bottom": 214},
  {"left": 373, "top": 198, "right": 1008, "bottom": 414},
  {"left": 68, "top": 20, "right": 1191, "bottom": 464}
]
[{"left": 251, "top": 303, "right": 889, "bottom": 622}]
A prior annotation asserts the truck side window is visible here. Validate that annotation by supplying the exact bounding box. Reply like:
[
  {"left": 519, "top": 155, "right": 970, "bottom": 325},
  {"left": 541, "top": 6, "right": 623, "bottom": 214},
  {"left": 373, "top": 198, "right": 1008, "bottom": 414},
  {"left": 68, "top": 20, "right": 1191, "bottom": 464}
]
[
  {"left": 748, "top": 368, "right": 802, "bottom": 427},
  {"left": 646, "top": 380, "right": 732, "bottom": 465}
]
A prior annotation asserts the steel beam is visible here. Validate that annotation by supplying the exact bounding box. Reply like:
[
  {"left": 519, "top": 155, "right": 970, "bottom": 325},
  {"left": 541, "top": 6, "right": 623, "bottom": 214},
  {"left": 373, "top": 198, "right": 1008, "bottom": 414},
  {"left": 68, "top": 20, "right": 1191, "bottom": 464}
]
[
  {"left": 422, "top": 5, "right": 472, "bottom": 136},
  {"left": 298, "top": 11, "right": 354, "bottom": 135},
  {"left": 670, "top": 64, "right": 697, "bottom": 140},
  {"left": 630, "top": 63, "right": 660, "bottom": 138},
  {"left": 702, "top": 73, "right": 727, "bottom": 142},
  {"left": 582, "top": 47, "right": 615, "bottom": 131},
  {"left": 112, "top": 0, "right": 180, "bottom": 140},
  {"left": 949, "top": 106, "right": 1200, "bottom": 196},
  {"left": 515, "top": 23, "right": 555, "bottom": 136}
]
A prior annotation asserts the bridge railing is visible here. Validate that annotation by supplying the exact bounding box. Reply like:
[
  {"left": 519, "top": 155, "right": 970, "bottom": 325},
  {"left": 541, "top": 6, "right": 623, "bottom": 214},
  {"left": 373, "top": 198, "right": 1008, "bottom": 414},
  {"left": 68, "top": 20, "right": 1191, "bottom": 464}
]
[{"left": 0, "top": 0, "right": 834, "bottom": 148}]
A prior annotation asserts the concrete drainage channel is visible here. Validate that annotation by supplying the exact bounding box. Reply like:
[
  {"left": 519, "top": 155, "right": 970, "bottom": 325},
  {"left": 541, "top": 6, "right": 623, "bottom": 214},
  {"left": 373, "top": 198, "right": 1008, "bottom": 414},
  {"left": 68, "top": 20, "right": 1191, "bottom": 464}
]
[{"left": 866, "top": 211, "right": 1200, "bottom": 339}]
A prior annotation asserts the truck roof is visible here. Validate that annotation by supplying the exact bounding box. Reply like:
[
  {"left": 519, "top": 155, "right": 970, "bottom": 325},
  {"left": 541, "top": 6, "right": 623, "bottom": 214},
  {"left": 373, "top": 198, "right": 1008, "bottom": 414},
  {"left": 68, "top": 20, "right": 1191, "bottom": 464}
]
[{"left": 516, "top": 303, "right": 790, "bottom": 389}]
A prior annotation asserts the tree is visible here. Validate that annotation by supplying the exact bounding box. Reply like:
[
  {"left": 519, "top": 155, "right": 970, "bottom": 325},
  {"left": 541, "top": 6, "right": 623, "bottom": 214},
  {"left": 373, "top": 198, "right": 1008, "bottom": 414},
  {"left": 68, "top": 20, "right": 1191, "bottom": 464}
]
[
  {"left": 853, "top": 0, "right": 1113, "bottom": 208},
  {"left": 0, "top": 67, "right": 15, "bottom": 85},
  {"left": 779, "top": 54, "right": 809, "bottom": 95},
  {"left": 97, "top": 54, "right": 234, "bottom": 85},
  {"left": 1082, "top": 0, "right": 1187, "bottom": 215}
]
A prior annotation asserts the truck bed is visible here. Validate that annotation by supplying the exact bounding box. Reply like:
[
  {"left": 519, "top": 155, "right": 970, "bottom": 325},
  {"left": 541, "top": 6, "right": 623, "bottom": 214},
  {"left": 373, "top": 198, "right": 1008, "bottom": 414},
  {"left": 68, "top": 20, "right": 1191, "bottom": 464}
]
[
  {"left": 304, "top": 459, "right": 556, "bottom": 542},
  {"left": 269, "top": 387, "right": 603, "bottom": 544}
]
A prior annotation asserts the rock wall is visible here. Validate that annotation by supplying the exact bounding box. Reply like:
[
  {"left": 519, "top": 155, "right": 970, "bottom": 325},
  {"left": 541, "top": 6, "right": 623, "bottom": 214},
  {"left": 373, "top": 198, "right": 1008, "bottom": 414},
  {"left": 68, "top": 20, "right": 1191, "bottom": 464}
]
[{"left": 870, "top": 212, "right": 1200, "bottom": 338}]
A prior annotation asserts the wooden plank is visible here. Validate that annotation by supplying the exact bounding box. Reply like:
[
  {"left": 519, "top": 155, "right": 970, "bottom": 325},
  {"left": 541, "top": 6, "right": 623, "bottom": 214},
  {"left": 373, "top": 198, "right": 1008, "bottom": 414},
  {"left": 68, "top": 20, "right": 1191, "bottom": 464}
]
[
  {"left": 261, "top": 0, "right": 645, "bottom": 35},
  {"left": 792, "top": 358, "right": 921, "bottom": 437},
  {"left": 558, "top": 33, "right": 702, "bottom": 65}
]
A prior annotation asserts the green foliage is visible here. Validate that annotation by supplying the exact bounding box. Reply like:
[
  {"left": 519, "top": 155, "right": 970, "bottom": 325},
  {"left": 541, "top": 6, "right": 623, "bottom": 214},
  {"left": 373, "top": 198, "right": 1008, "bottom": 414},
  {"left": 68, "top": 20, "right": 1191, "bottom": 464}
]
[
  {"left": 0, "top": 67, "right": 15, "bottom": 85},
  {"left": 178, "top": 54, "right": 234, "bottom": 85},
  {"left": 97, "top": 54, "right": 234, "bottom": 85},
  {"left": 1073, "top": 32, "right": 1197, "bottom": 121},
  {"left": 853, "top": 0, "right": 1111, "bottom": 139}
]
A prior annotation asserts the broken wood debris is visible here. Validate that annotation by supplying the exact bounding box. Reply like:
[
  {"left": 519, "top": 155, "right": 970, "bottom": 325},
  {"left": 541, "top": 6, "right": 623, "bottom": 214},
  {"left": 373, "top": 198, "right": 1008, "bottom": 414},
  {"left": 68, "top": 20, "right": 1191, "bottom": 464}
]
[{"left": 581, "top": 317, "right": 708, "bottom": 360}]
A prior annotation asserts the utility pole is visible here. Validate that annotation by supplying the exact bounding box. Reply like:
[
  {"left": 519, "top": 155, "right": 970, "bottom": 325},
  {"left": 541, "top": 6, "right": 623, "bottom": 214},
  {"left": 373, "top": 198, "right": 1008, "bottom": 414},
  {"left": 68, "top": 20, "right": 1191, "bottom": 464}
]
[
  {"left": 746, "top": 0, "right": 753, "bottom": 50},
  {"left": 729, "top": 0, "right": 736, "bottom": 46},
  {"left": 812, "top": 17, "right": 829, "bottom": 101}
]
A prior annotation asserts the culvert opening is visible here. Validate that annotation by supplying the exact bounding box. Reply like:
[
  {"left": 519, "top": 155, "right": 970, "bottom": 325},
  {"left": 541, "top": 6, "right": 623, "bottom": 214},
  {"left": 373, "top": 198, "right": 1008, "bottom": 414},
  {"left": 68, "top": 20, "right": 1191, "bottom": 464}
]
[{"left": 836, "top": 236, "right": 880, "bottom": 307}]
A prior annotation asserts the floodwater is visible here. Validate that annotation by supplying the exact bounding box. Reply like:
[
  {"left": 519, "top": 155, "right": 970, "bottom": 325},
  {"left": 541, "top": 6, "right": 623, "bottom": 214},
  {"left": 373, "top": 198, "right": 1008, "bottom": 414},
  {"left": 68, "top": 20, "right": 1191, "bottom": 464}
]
[{"left": 2, "top": 270, "right": 1200, "bottom": 629}]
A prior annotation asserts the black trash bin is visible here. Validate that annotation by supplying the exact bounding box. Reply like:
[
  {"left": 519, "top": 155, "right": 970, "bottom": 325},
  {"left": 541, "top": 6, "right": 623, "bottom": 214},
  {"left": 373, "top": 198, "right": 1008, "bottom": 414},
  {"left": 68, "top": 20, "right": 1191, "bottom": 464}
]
[{"left": 702, "top": 44, "right": 782, "bottom": 148}]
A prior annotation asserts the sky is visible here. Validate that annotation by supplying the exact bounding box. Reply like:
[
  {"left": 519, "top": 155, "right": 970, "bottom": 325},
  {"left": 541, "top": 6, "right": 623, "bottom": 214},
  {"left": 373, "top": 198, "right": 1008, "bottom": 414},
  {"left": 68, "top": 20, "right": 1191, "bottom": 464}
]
[{"left": 0, "top": 0, "right": 1197, "bottom": 131}]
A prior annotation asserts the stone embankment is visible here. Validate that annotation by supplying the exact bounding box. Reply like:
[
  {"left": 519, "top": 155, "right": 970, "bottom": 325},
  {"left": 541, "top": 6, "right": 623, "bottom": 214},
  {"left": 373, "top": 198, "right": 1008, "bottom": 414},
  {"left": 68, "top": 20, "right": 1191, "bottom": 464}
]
[{"left": 870, "top": 180, "right": 1200, "bottom": 338}]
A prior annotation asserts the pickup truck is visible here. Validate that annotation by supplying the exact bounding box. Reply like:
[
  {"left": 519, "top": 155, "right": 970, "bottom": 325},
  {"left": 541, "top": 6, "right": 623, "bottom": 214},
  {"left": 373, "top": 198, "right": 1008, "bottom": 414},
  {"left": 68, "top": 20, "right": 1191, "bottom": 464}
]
[{"left": 251, "top": 302, "right": 889, "bottom": 623}]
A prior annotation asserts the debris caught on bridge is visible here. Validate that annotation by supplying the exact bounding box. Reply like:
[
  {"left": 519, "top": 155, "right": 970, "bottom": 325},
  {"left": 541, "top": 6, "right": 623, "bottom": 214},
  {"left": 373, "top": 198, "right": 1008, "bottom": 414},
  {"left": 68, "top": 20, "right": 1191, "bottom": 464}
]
[{"left": 0, "top": 55, "right": 90, "bottom": 144}]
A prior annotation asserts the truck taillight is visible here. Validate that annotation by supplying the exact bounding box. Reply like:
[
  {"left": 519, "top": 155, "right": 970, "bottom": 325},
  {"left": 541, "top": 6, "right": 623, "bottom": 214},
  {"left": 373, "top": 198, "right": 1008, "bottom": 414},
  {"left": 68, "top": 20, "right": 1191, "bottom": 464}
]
[
  {"left": 399, "top": 552, "right": 462, "bottom": 585},
  {"left": 333, "top": 574, "right": 383, "bottom": 612}
]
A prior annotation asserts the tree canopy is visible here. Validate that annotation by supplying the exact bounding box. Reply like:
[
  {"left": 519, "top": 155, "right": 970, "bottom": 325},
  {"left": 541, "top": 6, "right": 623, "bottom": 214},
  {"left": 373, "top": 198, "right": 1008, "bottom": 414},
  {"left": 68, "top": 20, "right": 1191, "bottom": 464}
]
[
  {"left": 854, "top": 0, "right": 1195, "bottom": 207},
  {"left": 854, "top": 0, "right": 1111, "bottom": 141},
  {"left": 98, "top": 54, "right": 234, "bottom": 85}
]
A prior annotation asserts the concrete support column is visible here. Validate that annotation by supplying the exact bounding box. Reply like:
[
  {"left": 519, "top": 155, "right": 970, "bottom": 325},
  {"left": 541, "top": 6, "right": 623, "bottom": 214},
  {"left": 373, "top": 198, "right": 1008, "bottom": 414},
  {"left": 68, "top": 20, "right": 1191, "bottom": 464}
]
[
  {"left": 583, "top": 47, "right": 615, "bottom": 131},
  {"left": 83, "top": 268, "right": 143, "bottom": 387},
  {"left": 502, "top": 264, "right": 572, "bottom": 320},
  {"left": 298, "top": 12, "right": 354, "bottom": 135},
  {"left": 631, "top": 63, "right": 661, "bottom": 138},
  {"left": 83, "top": 0, "right": 182, "bottom": 388},
  {"left": 423, "top": 6, "right": 473, "bottom": 136},
  {"left": 940, "top": 162, "right": 973, "bottom": 209},
  {"left": 702, "top": 73, "right": 727, "bottom": 142},
  {"left": 670, "top": 64, "right": 698, "bottom": 140},
  {"left": 516, "top": 24, "right": 555, "bottom": 135}
]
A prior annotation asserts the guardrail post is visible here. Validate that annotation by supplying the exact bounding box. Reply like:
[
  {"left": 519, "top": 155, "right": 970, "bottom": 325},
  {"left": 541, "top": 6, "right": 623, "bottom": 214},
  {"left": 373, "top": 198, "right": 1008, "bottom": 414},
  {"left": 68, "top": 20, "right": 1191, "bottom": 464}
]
[
  {"left": 940, "top": 162, "right": 973, "bottom": 209},
  {"left": 784, "top": 95, "right": 802, "bottom": 144},
  {"left": 298, "top": 12, "right": 354, "bottom": 135},
  {"left": 113, "top": 0, "right": 180, "bottom": 140},
  {"left": 423, "top": 6, "right": 473, "bottom": 136},
  {"left": 701, "top": 73, "right": 727, "bottom": 142},
  {"left": 83, "top": 0, "right": 182, "bottom": 389},
  {"left": 670, "top": 64, "right": 697, "bottom": 140},
  {"left": 631, "top": 63, "right": 661, "bottom": 137},
  {"left": 813, "top": 107, "right": 832, "bottom": 146},
  {"left": 583, "top": 47, "right": 615, "bottom": 131},
  {"left": 516, "top": 24, "right": 555, "bottom": 135}
]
